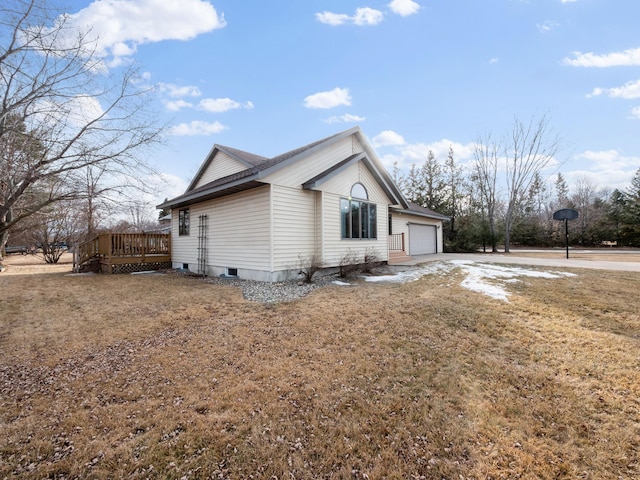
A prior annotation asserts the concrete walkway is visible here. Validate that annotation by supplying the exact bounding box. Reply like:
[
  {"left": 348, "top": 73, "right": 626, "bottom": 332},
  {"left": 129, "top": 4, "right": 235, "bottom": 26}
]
[{"left": 394, "top": 251, "right": 640, "bottom": 273}]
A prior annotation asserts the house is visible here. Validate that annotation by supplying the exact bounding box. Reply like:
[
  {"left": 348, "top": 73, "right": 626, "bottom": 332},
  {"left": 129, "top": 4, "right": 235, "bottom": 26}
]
[{"left": 157, "top": 127, "right": 448, "bottom": 281}]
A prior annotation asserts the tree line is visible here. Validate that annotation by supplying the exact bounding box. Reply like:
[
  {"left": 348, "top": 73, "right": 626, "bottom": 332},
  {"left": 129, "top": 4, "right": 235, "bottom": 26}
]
[{"left": 393, "top": 117, "right": 640, "bottom": 252}]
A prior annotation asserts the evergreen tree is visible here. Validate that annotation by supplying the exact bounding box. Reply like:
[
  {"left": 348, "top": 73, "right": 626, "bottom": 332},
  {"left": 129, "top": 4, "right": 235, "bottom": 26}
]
[
  {"left": 555, "top": 173, "right": 569, "bottom": 207},
  {"left": 419, "top": 150, "right": 445, "bottom": 211},
  {"left": 607, "top": 189, "right": 627, "bottom": 244},
  {"left": 404, "top": 163, "right": 422, "bottom": 204},
  {"left": 621, "top": 168, "right": 640, "bottom": 246},
  {"left": 442, "top": 146, "right": 466, "bottom": 243}
]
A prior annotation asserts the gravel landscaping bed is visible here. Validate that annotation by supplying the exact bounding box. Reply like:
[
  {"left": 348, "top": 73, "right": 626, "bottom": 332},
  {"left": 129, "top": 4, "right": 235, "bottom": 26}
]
[
  {"left": 171, "top": 264, "right": 406, "bottom": 303},
  {"left": 201, "top": 274, "right": 338, "bottom": 303}
]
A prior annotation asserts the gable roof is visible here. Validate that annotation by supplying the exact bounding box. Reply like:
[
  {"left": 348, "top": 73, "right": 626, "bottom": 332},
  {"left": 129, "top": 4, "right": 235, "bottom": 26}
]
[
  {"left": 158, "top": 127, "right": 408, "bottom": 210},
  {"left": 185, "top": 145, "right": 270, "bottom": 192},
  {"left": 391, "top": 201, "right": 451, "bottom": 221}
]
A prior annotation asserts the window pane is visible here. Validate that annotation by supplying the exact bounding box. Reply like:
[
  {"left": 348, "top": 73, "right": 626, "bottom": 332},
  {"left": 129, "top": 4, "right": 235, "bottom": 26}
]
[
  {"left": 370, "top": 204, "right": 377, "bottom": 239},
  {"left": 351, "top": 200, "right": 360, "bottom": 239},
  {"left": 179, "top": 208, "right": 190, "bottom": 236},
  {"left": 351, "top": 183, "right": 368, "bottom": 200},
  {"left": 340, "top": 199, "right": 350, "bottom": 238},
  {"left": 361, "top": 203, "right": 369, "bottom": 239}
]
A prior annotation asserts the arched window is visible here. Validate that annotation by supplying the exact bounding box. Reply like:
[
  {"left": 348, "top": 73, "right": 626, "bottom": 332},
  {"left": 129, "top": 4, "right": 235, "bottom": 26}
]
[
  {"left": 341, "top": 183, "right": 377, "bottom": 239},
  {"left": 351, "top": 183, "right": 368, "bottom": 200}
]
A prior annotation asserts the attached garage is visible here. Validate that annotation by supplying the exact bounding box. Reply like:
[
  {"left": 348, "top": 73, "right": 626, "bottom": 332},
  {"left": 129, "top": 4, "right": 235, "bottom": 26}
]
[{"left": 409, "top": 223, "right": 437, "bottom": 255}]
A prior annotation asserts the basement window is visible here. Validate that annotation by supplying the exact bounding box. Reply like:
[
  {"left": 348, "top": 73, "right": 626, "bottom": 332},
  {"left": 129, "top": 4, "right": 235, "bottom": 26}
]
[{"left": 226, "top": 267, "right": 238, "bottom": 277}]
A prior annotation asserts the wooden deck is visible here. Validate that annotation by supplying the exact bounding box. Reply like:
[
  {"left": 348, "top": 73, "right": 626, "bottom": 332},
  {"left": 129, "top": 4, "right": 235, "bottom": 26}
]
[{"left": 77, "top": 232, "right": 171, "bottom": 274}]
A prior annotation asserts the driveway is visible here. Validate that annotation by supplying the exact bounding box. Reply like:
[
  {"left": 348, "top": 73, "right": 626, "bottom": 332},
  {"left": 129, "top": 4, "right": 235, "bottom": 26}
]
[{"left": 397, "top": 251, "right": 640, "bottom": 273}]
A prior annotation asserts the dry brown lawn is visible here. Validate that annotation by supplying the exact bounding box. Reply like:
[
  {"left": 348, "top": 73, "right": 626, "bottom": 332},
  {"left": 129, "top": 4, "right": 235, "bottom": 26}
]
[
  {"left": 1, "top": 254, "right": 639, "bottom": 479},
  {"left": 508, "top": 249, "right": 640, "bottom": 263}
]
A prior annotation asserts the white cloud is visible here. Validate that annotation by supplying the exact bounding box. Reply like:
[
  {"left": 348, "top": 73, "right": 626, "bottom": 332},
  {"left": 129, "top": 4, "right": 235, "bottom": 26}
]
[
  {"left": 159, "top": 83, "right": 202, "bottom": 98},
  {"left": 316, "top": 7, "right": 384, "bottom": 26},
  {"left": 66, "top": 95, "right": 105, "bottom": 125},
  {"left": 561, "top": 0, "right": 578, "bottom": 3},
  {"left": 631, "top": 106, "right": 640, "bottom": 119},
  {"left": 563, "top": 47, "right": 640, "bottom": 68},
  {"left": 373, "top": 130, "right": 406, "bottom": 147},
  {"left": 315, "top": 12, "right": 351, "bottom": 26},
  {"left": 489, "top": 58, "right": 499, "bottom": 64},
  {"left": 145, "top": 172, "right": 188, "bottom": 208},
  {"left": 131, "top": 71, "right": 152, "bottom": 84},
  {"left": 198, "top": 98, "right": 254, "bottom": 113},
  {"left": 353, "top": 7, "right": 384, "bottom": 25},
  {"left": 304, "top": 87, "right": 351, "bottom": 109},
  {"left": 537, "top": 20, "right": 560, "bottom": 33},
  {"left": 165, "top": 100, "right": 193, "bottom": 112},
  {"left": 59, "top": 0, "right": 226, "bottom": 66},
  {"left": 577, "top": 149, "right": 640, "bottom": 170},
  {"left": 588, "top": 78, "right": 640, "bottom": 99},
  {"left": 378, "top": 138, "right": 475, "bottom": 170},
  {"left": 169, "top": 120, "right": 227, "bottom": 136},
  {"left": 570, "top": 150, "right": 639, "bottom": 189},
  {"left": 325, "top": 114, "right": 366, "bottom": 124},
  {"left": 388, "top": 0, "right": 421, "bottom": 16}
]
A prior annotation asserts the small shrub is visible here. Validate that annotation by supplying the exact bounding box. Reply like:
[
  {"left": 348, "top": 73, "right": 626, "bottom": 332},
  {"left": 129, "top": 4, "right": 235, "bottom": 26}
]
[
  {"left": 362, "top": 247, "right": 381, "bottom": 273},
  {"left": 339, "top": 249, "right": 360, "bottom": 278},
  {"left": 298, "top": 253, "right": 323, "bottom": 283}
]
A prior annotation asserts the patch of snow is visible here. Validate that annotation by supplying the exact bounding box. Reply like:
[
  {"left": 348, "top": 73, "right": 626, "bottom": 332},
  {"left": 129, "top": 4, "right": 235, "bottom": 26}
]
[
  {"left": 363, "top": 260, "right": 576, "bottom": 302},
  {"left": 332, "top": 280, "right": 351, "bottom": 286}
]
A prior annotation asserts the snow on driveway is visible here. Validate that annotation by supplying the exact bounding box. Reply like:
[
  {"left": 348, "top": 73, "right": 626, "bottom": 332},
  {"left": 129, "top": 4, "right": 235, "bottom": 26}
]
[{"left": 365, "top": 260, "right": 576, "bottom": 301}]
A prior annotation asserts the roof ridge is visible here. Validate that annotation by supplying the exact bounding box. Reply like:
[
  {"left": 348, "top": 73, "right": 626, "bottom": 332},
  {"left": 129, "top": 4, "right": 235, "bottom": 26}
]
[
  {"left": 254, "top": 127, "right": 360, "bottom": 172},
  {"left": 216, "top": 144, "right": 270, "bottom": 167}
]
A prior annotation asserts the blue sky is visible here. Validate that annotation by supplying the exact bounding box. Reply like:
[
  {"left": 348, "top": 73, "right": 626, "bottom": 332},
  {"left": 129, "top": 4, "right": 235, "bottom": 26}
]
[{"left": 61, "top": 0, "right": 640, "bottom": 205}]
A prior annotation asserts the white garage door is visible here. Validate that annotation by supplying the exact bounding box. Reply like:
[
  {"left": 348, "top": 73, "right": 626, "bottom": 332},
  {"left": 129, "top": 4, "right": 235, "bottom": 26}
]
[{"left": 409, "top": 224, "right": 437, "bottom": 255}]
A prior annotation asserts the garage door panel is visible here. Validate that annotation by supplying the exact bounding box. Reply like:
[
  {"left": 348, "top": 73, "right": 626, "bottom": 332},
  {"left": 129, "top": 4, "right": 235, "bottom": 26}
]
[{"left": 409, "top": 224, "right": 436, "bottom": 255}]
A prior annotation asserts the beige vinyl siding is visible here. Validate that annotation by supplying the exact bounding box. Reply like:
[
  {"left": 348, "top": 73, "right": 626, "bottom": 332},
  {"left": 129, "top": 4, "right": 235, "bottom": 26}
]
[
  {"left": 171, "top": 186, "right": 271, "bottom": 272},
  {"left": 171, "top": 209, "right": 199, "bottom": 268},
  {"left": 319, "top": 162, "right": 390, "bottom": 204},
  {"left": 391, "top": 214, "right": 410, "bottom": 239},
  {"left": 263, "top": 136, "right": 364, "bottom": 188},
  {"left": 391, "top": 212, "right": 444, "bottom": 254},
  {"left": 193, "top": 151, "right": 249, "bottom": 189},
  {"left": 316, "top": 159, "right": 392, "bottom": 265},
  {"left": 271, "top": 185, "right": 316, "bottom": 270},
  {"left": 321, "top": 192, "right": 388, "bottom": 266},
  {"left": 352, "top": 136, "right": 364, "bottom": 154},
  {"left": 209, "top": 187, "right": 271, "bottom": 269}
]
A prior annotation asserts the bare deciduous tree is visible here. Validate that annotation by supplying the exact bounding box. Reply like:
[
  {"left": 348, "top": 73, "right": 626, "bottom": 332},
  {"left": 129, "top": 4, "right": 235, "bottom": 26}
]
[
  {"left": 572, "top": 175, "right": 598, "bottom": 244},
  {"left": 472, "top": 133, "right": 500, "bottom": 252},
  {"left": 503, "top": 116, "right": 560, "bottom": 252},
  {"left": 0, "top": 0, "right": 162, "bottom": 258}
]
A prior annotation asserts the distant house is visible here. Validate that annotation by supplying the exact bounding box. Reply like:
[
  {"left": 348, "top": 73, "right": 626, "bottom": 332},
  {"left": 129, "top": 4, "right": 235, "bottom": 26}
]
[
  {"left": 157, "top": 127, "right": 448, "bottom": 281},
  {"left": 157, "top": 214, "right": 171, "bottom": 234}
]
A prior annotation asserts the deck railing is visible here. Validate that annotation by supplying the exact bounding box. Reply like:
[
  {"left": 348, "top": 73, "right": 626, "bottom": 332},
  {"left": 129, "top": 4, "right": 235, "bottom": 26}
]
[
  {"left": 78, "top": 236, "right": 100, "bottom": 265},
  {"left": 388, "top": 233, "right": 405, "bottom": 252},
  {"left": 78, "top": 232, "right": 171, "bottom": 266}
]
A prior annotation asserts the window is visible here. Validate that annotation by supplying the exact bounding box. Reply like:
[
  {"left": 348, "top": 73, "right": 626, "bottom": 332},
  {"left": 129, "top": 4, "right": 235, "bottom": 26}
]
[
  {"left": 179, "top": 208, "right": 190, "bottom": 236},
  {"left": 341, "top": 184, "right": 377, "bottom": 239},
  {"left": 351, "top": 183, "right": 368, "bottom": 200}
]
